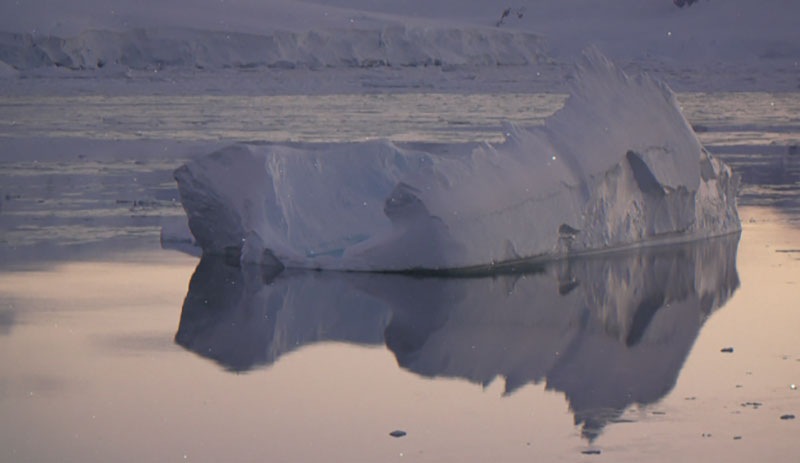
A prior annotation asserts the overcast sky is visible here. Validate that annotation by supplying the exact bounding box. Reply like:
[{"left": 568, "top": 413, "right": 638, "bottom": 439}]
[{"left": 1, "top": 0, "right": 797, "bottom": 34}]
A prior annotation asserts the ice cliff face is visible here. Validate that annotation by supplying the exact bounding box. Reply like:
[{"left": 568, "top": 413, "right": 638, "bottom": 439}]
[
  {"left": 0, "top": 26, "right": 545, "bottom": 71},
  {"left": 174, "top": 49, "right": 740, "bottom": 272}
]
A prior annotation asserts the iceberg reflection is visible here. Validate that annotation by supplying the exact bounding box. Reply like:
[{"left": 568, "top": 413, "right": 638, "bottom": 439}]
[{"left": 175, "top": 234, "right": 740, "bottom": 439}]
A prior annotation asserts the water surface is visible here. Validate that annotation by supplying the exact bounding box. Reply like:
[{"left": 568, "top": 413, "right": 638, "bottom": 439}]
[{"left": 1, "top": 91, "right": 798, "bottom": 461}]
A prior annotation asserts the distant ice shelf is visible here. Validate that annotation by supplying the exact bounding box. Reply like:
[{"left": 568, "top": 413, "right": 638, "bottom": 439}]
[
  {"left": 172, "top": 48, "right": 741, "bottom": 272},
  {"left": 0, "top": 26, "right": 546, "bottom": 71}
]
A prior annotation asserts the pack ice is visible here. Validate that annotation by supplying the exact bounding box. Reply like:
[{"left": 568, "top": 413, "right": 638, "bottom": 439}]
[{"left": 174, "top": 49, "right": 740, "bottom": 272}]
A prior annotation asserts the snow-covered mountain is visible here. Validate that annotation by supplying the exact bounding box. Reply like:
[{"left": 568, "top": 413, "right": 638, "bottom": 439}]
[
  {"left": 1, "top": 0, "right": 797, "bottom": 90},
  {"left": 0, "top": 26, "right": 548, "bottom": 71}
]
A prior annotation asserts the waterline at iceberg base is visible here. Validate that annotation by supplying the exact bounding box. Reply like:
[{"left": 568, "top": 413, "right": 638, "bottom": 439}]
[{"left": 173, "top": 49, "right": 740, "bottom": 272}]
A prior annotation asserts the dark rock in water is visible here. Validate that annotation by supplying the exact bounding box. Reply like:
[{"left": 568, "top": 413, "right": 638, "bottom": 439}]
[
  {"left": 581, "top": 449, "right": 601, "bottom": 455},
  {"left": 780, "top": 414, "right": 795, "bottom": 420},
  {"left": 389, "top": 430, "right": 407, "bottom": 438},
  {"left": 721, "top": 347, "right": 734, "bottom": 353}
]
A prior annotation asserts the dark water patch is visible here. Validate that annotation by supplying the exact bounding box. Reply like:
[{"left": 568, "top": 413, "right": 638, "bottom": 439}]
[{"left": 716, "top": 151, "right": 800, "bottom": 218}]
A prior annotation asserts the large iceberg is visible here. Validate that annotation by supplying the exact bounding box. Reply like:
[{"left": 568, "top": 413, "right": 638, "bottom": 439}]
[{"left": 174, "top": 49, "right": 740, "bottom": 272}]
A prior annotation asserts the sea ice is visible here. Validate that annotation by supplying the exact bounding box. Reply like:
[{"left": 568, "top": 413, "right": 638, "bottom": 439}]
[{"left": 174, "top": 48, "right": 740, "bottom": 271}]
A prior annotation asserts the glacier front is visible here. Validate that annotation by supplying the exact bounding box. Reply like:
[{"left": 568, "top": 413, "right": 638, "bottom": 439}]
[{"left": 174, "top": 49, "right": 740, "bottom": 272}]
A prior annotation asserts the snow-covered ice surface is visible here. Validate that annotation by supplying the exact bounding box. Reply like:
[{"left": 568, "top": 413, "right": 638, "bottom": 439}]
[
  {"left": 0, "top": 26, "right": 547, "bottom": 71},
  {"left": 174, "top": 49, "right": 740, "bottom": 271},
  {"left": 1, "top": 0, "right": 798, "bottom": 93}
]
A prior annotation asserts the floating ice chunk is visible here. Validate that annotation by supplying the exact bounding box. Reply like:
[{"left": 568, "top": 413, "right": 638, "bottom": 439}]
[{"left": 174, "top": 48, "right": 740, "bottom": 271}]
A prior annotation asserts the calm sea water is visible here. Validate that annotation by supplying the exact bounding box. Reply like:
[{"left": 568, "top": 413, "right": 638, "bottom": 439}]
[
  {"left": 0, "top": 91, "right": 798, "bottom": 462},
  {"left": 0, "top": 91, "right": 798, "bottom": 249},
  {"left": 1, "top": 92, "right": 799, "bottom": 144}
]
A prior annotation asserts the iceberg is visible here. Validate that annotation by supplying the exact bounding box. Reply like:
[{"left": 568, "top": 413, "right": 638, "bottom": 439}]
[{"left": 174, "top": 48, "right": 740, "bottom": 272}]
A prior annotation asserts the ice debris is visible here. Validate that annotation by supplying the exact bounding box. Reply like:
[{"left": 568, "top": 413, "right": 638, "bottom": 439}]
[{"left": 174, "top": 48, "right": 740, "bottom": 272}]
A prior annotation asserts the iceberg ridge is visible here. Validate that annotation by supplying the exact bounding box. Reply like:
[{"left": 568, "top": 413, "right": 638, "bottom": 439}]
[{"left": 174, "top": 48, "right": 740, "bottom": 271}]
